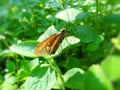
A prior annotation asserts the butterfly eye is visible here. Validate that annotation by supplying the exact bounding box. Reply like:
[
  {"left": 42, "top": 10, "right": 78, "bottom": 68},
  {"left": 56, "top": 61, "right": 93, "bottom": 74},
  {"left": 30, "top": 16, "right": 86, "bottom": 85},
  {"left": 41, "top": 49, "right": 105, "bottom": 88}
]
[{"left": 61, "top": 28, "right": 66, "bottom": 33}]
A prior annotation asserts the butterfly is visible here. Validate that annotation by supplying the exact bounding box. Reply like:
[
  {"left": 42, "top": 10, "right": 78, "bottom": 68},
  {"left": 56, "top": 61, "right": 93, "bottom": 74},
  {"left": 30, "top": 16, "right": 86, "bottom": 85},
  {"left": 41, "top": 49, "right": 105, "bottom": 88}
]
[{"left": 34, "top": 28, "right": 66, "bottom": 56}]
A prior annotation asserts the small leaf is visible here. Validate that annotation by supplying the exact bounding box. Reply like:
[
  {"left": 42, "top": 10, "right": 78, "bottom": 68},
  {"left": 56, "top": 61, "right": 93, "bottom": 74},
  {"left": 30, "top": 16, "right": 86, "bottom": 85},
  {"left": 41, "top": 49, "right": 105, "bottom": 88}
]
[
  {"left": 63, "top": 68, "right": 85, "bottom": 89},
  {"left": 55, "top": 8, "right": 80, "bottom": 22},
  {"left": 24, "top": 65, "right": 56, "bottom": 90},
  {"left": 6, "top": 60, "right": 16, "bottom": 72},
  {"left": 101, "top": 55, "right": 120, "bottom": 81},
  {"left": 48, "top": 1, "right": 61, "bottom": 8},
  {"left": 28, "top": 58, "right": 39, "bottom": 71},
  {"left": 83, "top": 65, "right": 113, "bottom": 90},
  {"left": 18, "top": 69, "right": 27, "bottom": 79}
]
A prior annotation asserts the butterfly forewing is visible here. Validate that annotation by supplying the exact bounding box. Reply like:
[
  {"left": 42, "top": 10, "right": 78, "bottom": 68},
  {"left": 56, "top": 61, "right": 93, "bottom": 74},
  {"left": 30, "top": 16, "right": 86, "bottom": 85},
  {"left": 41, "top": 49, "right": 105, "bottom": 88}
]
[
  {"left": 34, "top": 28, "right": 66, "bottom": 56},
  {"left": 49, "top": 30, "right": 65, "bottom": 54},
  {"left": 34, "top": 34, "right": 58, "bottom": 56}
]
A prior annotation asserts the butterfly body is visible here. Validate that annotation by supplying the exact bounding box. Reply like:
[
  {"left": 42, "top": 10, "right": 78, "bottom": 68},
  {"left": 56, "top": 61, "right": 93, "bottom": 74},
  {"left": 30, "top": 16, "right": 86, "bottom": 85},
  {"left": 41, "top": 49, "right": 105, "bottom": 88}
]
[{"left": 34, "top": 28, "right": 66, "bottom": 56}]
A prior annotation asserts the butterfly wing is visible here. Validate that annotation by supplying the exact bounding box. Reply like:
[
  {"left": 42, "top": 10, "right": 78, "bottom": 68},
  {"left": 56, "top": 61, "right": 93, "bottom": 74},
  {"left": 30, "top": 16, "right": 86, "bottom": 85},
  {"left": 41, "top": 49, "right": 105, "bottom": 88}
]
[
  {"left": 34, "top": 34, "right": 58, "bottom": 56},
  {"left": 49, "top": 32, "right": 65, "bottom": 54},
  {"left": 34, "top": 28, "right": 66, "bottom": 56}
]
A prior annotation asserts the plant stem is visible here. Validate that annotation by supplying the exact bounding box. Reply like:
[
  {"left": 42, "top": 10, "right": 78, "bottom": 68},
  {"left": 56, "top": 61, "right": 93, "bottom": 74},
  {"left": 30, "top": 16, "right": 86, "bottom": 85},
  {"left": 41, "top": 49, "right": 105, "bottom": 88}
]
[{"left": 46, "top": 56, "right": 65, "bottom": 90}]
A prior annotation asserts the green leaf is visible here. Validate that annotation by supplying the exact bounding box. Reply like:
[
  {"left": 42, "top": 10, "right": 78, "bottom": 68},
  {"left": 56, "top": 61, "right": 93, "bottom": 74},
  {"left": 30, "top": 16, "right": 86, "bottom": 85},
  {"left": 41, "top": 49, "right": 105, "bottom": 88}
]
[
  {"left": 101, "top": 55, "right": 120, "bottom": 81},
  {"left": 63, "top": 68, "right": 85, "bottom": 89},
  {"left": 0, "top": 74, "right": 17, "bottom": 90},
  {"left": 18, "top": 69, "right": 27, "bottom": 79},
  {"left": 0, "top": 82, "right": 17, "bottom": 90},
  {"left": 83, "top": 65, "right": 113, "bottom": 90},
  {"left": 48, "top": 1, "right": 61, "bottom": 8},
  {"left": 28, "top": 58, "right": 40, "bottom": 71},
  {"left": 24, "top": 65, "right": 56, "bottom": 90},
  {"left": 55, "top": 8, "right": 80, "bottom": 22},
  {"left": 10, "top": 41, "right": 38, "bottom": 57},
  {"left": 0, "top": 49, "right": 13, "bottom": 56},
  {"left": 71, "top": 25, "right": 99, "bottom": 43},
  {"left": 6, "top": 60, "right": 16, "bottom": 72}
]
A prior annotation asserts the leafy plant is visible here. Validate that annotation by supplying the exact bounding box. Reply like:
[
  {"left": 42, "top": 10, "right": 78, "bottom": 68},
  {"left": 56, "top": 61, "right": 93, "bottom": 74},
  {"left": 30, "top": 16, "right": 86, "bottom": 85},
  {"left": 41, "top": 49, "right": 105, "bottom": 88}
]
[{"left": 0, "top": 0, "right": 120, "bottom": 90}]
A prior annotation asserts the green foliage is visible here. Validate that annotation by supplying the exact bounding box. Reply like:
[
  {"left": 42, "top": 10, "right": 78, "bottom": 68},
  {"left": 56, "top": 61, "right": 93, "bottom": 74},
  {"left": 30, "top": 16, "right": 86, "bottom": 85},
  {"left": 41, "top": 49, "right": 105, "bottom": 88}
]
[
  {"left": 0, "top": 0, "right": 120, "bottom": 90},
  {"left": 101, "top": 55, "right": 120, "bottom": 81},
  {"left": 83, "top": 65, "right": 113, "bottom": 90},
  {"left": 24, "top": 65, "right": 56, "bottom": 90},
  {"left": 10, "top": 41, "right": 38, "bottom": 57},
  {"left": 70, "top": 25, "right": 99, "bottom": 43},
  {"left": 64, "top": 68, "right": 85, "bottom": 89}
]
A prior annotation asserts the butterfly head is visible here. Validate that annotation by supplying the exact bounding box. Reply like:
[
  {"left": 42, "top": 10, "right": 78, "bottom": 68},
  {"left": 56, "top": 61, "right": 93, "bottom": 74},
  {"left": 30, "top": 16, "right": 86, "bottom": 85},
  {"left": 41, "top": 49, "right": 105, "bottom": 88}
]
[{"left": 58, "top": 28, "right": 66, "bottom": 34}]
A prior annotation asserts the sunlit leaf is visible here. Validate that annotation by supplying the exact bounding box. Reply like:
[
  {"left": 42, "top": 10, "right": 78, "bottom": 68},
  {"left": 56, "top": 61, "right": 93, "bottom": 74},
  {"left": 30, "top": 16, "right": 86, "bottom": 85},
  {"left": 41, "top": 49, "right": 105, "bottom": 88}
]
[
  {"left": 83, "top": 65, "right": 113, "bottom": 90},
  {"left": 101, "top": 55, "right": 120, "bottom": 81},
  {"left": 10, "top": 41, "right": 38, "bottom": 57},
  {"left": 55, "top": 8, "right": 80, "bottom": 22},
  {"left": 24, "top": 65, "right": 56, "bottom": 90}
]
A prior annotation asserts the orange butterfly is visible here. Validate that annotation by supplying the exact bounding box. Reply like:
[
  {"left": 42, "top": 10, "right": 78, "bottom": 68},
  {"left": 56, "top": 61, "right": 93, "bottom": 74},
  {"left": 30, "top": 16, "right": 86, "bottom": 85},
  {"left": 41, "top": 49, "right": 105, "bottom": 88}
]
[{"left": 34, "top": 28, "right": 66, "bottom": 56}]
